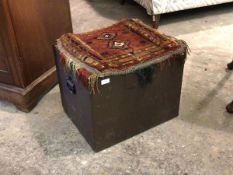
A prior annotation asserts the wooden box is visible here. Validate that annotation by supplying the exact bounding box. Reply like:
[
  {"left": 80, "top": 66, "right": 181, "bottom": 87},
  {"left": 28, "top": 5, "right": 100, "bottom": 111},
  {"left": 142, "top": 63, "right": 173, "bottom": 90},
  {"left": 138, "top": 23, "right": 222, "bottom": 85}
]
[{"left": 54, "top": 19, "right": 187, "bottom": 151}]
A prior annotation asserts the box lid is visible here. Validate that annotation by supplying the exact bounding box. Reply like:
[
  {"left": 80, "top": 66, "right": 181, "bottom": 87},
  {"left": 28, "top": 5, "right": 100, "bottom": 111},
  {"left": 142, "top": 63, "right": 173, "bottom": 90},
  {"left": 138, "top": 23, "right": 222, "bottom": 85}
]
[{"left": 56, "top": 19, "right": 188, "bottom": 92}]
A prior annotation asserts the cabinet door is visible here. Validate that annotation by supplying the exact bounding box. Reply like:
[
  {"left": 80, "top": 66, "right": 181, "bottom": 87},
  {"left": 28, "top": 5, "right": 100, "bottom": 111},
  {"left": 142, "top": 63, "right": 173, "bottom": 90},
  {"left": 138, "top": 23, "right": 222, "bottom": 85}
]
[
  {"left": 0, "top": 0, "right": 26, "bottom": 87},
  {"left": 0, "top": 3, "right": 15, "bottom": 85},
  {"left": 0, "top": 36, "right": 8, "bottom": 72},
  {"left": 0, "top": 34, "right": 16, "bottom": 85}
]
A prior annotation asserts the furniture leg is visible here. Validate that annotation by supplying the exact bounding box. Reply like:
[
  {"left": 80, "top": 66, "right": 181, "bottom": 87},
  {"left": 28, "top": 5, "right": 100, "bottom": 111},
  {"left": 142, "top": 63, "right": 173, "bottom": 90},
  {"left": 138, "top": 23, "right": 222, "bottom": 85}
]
[
  {"left": 226, "top": 60, "right": 233, "bottom": 114},
  {"left": 120, "top": 0, "right": 126, "bottom": 5},
  {"left": 227, "top": 60, "right": 233, "bottom": 70},
  {"left": 152, "top": 14, "right": 161, "bottom": 29},
  {"left": 226, "top": 101, "right": 233, "bottom": 114}
]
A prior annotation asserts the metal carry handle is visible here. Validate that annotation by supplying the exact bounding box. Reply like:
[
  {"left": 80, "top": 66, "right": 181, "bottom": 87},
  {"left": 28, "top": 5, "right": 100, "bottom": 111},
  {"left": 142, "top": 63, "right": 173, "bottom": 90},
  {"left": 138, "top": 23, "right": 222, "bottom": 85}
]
[
  {"left": 136, "top": 66, "right": 155, "bottom": 87},
  {"left": 66, "top": 76, "right": 76, "bottom": 94}
]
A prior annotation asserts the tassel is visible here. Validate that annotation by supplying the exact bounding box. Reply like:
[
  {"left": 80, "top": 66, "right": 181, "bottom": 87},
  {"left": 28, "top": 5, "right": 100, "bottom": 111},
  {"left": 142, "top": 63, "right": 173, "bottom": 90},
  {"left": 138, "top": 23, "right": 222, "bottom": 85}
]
[
  {"left": 88, "top": 74, "right": 99, "bottom": 94},
  {"left": 159, "top": 60, "right": 166, "bottom": 71},
  {"left": 181, "top": 40, "right": 191, "bottom": 55}
]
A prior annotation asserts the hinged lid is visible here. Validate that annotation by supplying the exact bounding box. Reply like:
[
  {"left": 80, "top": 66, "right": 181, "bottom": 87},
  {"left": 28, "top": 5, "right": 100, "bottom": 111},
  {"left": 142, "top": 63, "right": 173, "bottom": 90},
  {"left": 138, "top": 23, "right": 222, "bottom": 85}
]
[{"left": 56, "top": 19, "right": 188, "bottom": 92}]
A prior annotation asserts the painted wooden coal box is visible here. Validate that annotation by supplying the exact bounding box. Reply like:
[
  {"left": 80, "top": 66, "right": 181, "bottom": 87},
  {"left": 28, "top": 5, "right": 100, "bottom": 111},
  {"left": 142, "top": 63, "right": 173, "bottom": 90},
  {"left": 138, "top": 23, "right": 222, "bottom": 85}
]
[{"left": 54, "top": 19, "right": 188, "bottom": 151}]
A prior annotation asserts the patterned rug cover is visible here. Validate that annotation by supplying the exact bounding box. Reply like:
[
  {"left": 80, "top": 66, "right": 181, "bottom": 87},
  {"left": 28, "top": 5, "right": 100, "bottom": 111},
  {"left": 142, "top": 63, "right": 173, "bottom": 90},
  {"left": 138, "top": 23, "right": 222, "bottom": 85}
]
[{"left": 56, "top": 19, "right": 188, "bottom": 93}]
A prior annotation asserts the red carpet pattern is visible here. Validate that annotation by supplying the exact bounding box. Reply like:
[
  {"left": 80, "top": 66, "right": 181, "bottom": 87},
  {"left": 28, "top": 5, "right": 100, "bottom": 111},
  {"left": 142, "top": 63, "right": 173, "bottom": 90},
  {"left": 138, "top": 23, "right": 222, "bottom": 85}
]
[{"left": 56, "top": 19, "right": 187, "bottom": 92}]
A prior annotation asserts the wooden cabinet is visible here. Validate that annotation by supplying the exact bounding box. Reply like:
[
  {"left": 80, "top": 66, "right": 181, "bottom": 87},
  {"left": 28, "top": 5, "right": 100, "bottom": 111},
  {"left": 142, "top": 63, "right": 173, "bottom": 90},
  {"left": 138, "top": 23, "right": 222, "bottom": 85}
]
[
  {"left": 0, "top": 0, "right": 72, "bottom": 111},
  {"left": 0, "top": 34, "right": 13, "bottom": 85}
]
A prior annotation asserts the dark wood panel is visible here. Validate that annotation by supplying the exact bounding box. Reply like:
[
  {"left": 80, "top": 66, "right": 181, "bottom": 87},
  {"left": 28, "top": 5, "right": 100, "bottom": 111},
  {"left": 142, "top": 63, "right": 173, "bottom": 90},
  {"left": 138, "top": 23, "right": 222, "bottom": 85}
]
[
  {"left": 0, "top": 35, "right": 8, "bottom": 72},
  {"left": 0, "top": 1, "right": 20, "bottom": 85},
  {"left": 0, "top": 35, "right": 13, "bottom": 84},
  {"left": 7, "top": 0, "right": 72, "bottom": 86}
]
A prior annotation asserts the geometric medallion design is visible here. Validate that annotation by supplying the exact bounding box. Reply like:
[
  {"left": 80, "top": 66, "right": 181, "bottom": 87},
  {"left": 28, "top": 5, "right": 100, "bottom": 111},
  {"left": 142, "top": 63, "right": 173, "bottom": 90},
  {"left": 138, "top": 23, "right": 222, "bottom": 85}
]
[
  {"left": 109, "top": 40, "right": 129, "bottom": 49},
  {"left": 97, "top": 32, "right": 116, "bottom": 40}
]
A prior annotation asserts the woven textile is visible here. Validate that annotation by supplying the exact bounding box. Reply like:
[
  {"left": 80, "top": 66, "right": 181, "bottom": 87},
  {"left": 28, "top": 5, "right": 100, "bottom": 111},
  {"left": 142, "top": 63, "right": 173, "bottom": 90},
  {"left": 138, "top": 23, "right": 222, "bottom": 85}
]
[{"left": 56, "top": 19, "right": 188, "bottom": 92}]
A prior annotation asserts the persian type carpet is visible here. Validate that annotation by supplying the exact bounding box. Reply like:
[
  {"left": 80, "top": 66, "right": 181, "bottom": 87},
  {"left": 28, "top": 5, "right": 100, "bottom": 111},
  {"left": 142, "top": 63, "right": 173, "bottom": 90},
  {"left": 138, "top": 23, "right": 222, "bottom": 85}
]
[{"left": 56, "top": 19, "right": 188, "bottom": 92}]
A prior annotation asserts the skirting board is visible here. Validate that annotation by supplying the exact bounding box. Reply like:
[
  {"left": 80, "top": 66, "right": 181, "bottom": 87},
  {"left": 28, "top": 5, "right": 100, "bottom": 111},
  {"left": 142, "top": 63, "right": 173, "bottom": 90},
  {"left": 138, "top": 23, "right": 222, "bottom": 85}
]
[{"left": 0, "top": 66, "right": 57, "bottom": 112}]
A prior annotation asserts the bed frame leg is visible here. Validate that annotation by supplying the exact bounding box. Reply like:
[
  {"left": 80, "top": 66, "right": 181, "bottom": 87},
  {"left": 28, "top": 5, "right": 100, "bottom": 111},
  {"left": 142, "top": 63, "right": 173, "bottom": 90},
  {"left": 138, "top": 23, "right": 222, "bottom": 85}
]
[
  {"left": 227, "top": 60, "right": 233, "bottom": 70},
  {"left": 120, "top": 0, "right": 126, "bottom": 5},
  {"left": 226, "top": 101, "right": 233, "bottom": 113},
  {"left": 226, "top": 60, "right": 233, "bottom": 114},
  {"left": 152, "top": 14, "right": 161, "bottom": 29}
]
